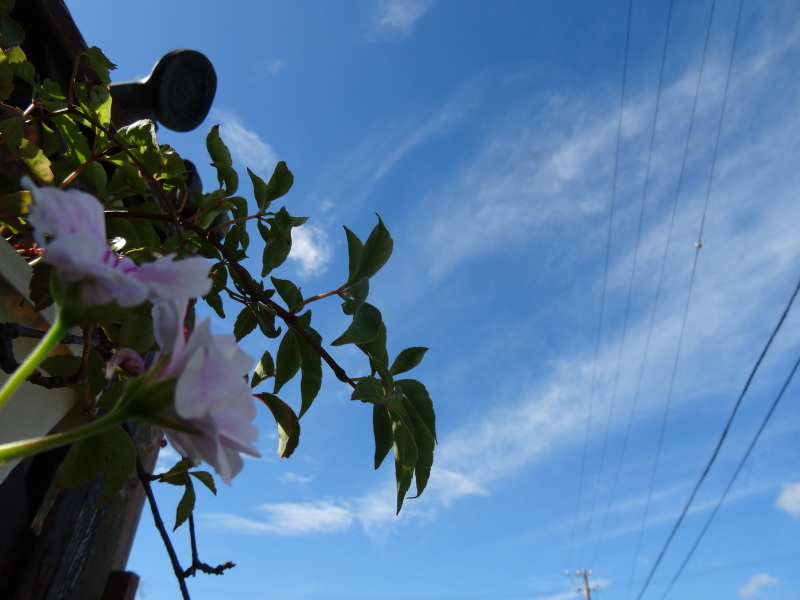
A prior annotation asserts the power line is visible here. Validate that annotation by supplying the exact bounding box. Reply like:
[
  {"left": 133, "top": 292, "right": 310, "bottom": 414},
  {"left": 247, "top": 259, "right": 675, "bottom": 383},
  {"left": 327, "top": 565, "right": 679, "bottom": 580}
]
[
  {"left": 633, "top": 272, "right": 799, "bottom": 600},
  {"left": 591, "top": 0, "right": 719, "bottom": 571},
  {"left": 565, "top": 0, "right": 634, "bottom": 572},
  {"left": 631, "top": 1, "right": 747, "bottom": 597},
  {"left": 579, "top": 0, "right": 676, "bottom": 568},
  {"left": 658, "top": 323, "right": 800, "bottom": 599},
  {"left": 620, "top": 0, "right": 720, "bottom": 590}
]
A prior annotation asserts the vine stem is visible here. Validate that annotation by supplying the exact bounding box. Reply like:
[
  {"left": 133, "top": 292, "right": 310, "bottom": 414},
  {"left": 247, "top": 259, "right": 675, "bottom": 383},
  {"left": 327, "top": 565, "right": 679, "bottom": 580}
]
[
  {"left": 105, "top": 210, "right": 357, "bottom": 387},
  {"left": 136, "top": 454, "right": 192, "bottom": 600},
  {"left": 0, "top": 311, "right": 68, "bottom": 413},
  {"left": 290, "top": 288, "right": 344, "bottom": 315},
  {"left": 0, "top": 405, "right": 127, "bottom": 464}
]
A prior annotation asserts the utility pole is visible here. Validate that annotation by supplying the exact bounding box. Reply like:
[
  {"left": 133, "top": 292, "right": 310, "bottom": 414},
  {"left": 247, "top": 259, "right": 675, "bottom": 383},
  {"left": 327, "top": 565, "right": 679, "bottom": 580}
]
[{"left": 565, "top": 569, "right": 597, "bottom": 600}]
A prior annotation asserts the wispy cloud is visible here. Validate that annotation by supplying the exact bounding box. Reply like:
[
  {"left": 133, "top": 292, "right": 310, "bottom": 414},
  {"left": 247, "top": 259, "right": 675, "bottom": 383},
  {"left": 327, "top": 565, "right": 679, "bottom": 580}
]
[
  {"left": 254, "top": 58, "right": 286, "bottom": 81},
  {"left": 776, "top": 482, "right": 800, "bottom": 516},
  {"left": 288, "top": 224, "right": 333, "bottom": 277},
  {"left": 210, "top": 108, "right": 279, "bottom": 175},
  {"left": 279, "top": 472, "right": 313, "bottom": 485},
  {"left": 386, "top": 13, "right": 800, "bottom": 517},
  {"left": 202, "top": 501, "right": 353, "bottom": 536},
  {"left": 738, "top": 573, "right": 778, "bottom": 597},
  {"left": 369, "top": 0, "right": 435, "bottom": 38}
]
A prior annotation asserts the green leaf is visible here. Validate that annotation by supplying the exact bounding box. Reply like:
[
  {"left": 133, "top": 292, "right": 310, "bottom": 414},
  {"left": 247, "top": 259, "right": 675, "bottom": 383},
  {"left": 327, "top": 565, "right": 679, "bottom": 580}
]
[
  {"left": 116, "top": 119, "right": 160, "bottom": 173},
  {"left": 390, "top": 347, "right": 428, "bottom": 376},
  {"left": 227, "top": 195, "right": 249, "bottom": 220},
  {"left": 18, "top": 139, "right": 53, "bottom": 184},
  {"left": 251, "top": 350, "right": 275, "bottom": 388},
  {"left": 29, "top": 262, "right": 54, "bottom": 311},
  {"left": 234, "top": 305, "right": 258, "bottom": 341},
  {"left": 372, "top": 405, "right": 393, "bottom": 469},
  {"left": 119, "top": 306, "right": 155, "bottom": 354},
  {"left": 274, "top": 328, "right": 301, "bottom": 393},
  {"left": 174, "top": 479, "right": 196, "bottom": 530},
  {"left": 271, "top": 277, "right": 303, "bottom": 310},
  {"left": 213, "top": 161, "right": 239, "bottom": 194},
  {"left": 331, "top": 302, "right": 382, "bottom": 346},
  {"left": 397, "top": 379, "right": 437, "bottom": 441},
  {"left": 254, "top": 306, "right": 281, "bottom": 338},
  {"left": 392, "top": 417, "right": 418, "bottom": 514},
  {"left": 204, "top": 289, "right": 225, "bottom": 318},
  {"left": 41, "top": 349, "right": 106, "bottom": 399},
  {"left": 351, "top": 376, "right": 385, "bottom": 402},
  {"left": 206, "top": 125, "right": 232, "bottom": 166},
  {"left": 341, "top": 277, "right": 369, "bottom": 315},
  {"left": 347, "top": 216, "right": 393, "bottom": 285},
  {"left": 401, "top": 392, "right": 435, "bottom": 498},
  {"left": 261, "top": 226, "right": 291, "bottom": 276},
  {"left": 369, "top": 348, "right": 394, "bottom": 391},
  {"left": 294, "top": 326, "right": 322, "bottom": 418},
  {"left": 97, "top": 427, "right": 137, "bottom": 504},
  {"left": 256, "top": 392, "right": 301, "bottom": 458},
  {"left": 343, "top": 226, "right": 363, "bottom": 284},
  {"left": 56, "top": 426, "right": 136, "bottom": 505},
  {"left": 0, "top": 15, "right": 25, "bottom": 49},
  {"left": 356, "top": 321, "right": 387, "bottom": 364},
  {"left": 82, "top": 46, "right": 116, "bottom": 85},
  {"left": 273, "top": 206, "right": 293, "bottom": 235},
  {"left": 251, "top": 162, "right": 293, "bottom": 213},
  {"left": 189, "top": 471, "right": 217, "bottom": 495},
  {"left": 161, "top": 457, "right": 193, "bottom": 484}
]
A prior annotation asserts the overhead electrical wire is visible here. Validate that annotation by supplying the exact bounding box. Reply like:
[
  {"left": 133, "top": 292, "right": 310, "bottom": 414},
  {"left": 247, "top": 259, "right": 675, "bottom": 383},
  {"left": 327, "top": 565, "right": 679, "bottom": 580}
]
[
  {"left": 578, "top": 0, "right": 677, "bottom": 570},
  {"left": 610, "top": 0, "right": 720, "bottom": 591},
  {"left": 589, "top": 0, "right": 722, "bottom": 571},
  {"left": 564, "top": 0, "right": 634, "bottom": 572},
  {"left": 632, "top": 2, "right": 747, "bottom": 597},
  {"left": 659, "top": 339, "right": 800, "bottom": 599}
]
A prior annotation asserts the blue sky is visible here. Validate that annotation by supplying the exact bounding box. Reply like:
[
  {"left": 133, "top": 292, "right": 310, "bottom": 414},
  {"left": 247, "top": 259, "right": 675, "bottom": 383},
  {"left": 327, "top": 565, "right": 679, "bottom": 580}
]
[{"left": 65, "top": 1, "right": 800, "bottom": 599}]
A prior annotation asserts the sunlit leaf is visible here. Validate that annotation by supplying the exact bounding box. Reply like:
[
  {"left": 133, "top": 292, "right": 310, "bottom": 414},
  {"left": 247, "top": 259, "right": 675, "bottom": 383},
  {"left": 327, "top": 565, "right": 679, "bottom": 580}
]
[
  {"left": 206, "top": 124, "right": 232, "bottom": 166},
  {"left": 82, "top": 46, "right": 116, "bottom": 85}
]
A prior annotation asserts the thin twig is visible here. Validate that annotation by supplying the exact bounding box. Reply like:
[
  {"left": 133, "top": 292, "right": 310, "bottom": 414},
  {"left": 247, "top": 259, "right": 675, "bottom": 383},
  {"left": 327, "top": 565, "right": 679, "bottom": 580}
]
[
  {"left": 289, "top": 288, "right": 344, "bottom": 315},
  {"left": 183, "top": 514, "right": 236, "bottom": 578},
  {"left": 136, "top": 453, "right": 192, "bottom": 600},
  {"left": 105, "top": 210, "right": 357, "bottom": 387}
]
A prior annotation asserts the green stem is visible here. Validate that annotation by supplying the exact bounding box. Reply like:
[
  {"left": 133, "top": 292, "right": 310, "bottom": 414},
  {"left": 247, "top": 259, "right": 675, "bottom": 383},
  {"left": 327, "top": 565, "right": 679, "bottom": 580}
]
[
  {"left": 0, "top": 312, "right": 69, "bottom": 414},
  {"left": 0, "top": 407, "right": 127, "bottom": 464}
]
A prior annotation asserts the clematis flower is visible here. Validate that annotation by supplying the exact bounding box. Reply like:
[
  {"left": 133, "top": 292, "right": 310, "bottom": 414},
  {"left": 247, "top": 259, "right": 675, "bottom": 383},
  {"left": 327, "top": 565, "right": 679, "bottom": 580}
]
[
  {"left": 22, "top": 177, "right": 212, "bottom": 308},
  {"left": 148, "top": 299, "right": 261, "bottom": 484}
]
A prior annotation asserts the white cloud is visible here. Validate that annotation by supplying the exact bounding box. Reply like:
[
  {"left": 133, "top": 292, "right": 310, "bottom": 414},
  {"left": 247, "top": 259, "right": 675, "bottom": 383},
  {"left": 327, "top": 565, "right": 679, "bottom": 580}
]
[
  {"left": 738, "top": 573, "right": 778, "bottom": 597},
  {"left": 288, "top": 224, "right": 333, "bottom": 277},
  {"left": 254, "top": 58, "right": 286, "bottom": 80},
  {"left": 279, "top": 471, "right": 313, "bottom": 485},
  {"left": 202, "top": 500, "right": 353, "bottom": 536},
  {"left": 776, "top": 482, "right": 800, "bottom": 516},
  {"left": 210, "top": 108, "right": 279, "bottom": 174},
  {"left": 371, "top": 0, "right": 435, "bottom": 37}
]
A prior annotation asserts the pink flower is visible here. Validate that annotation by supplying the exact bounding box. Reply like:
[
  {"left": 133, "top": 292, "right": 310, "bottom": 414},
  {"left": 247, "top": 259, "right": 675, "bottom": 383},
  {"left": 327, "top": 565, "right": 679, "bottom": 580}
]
[
  {"left": 151, "top": 300, "right": 261, "bottom": 484},
  {"left": 22, "top": 178, "right": 212, "bottom": 308}
]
